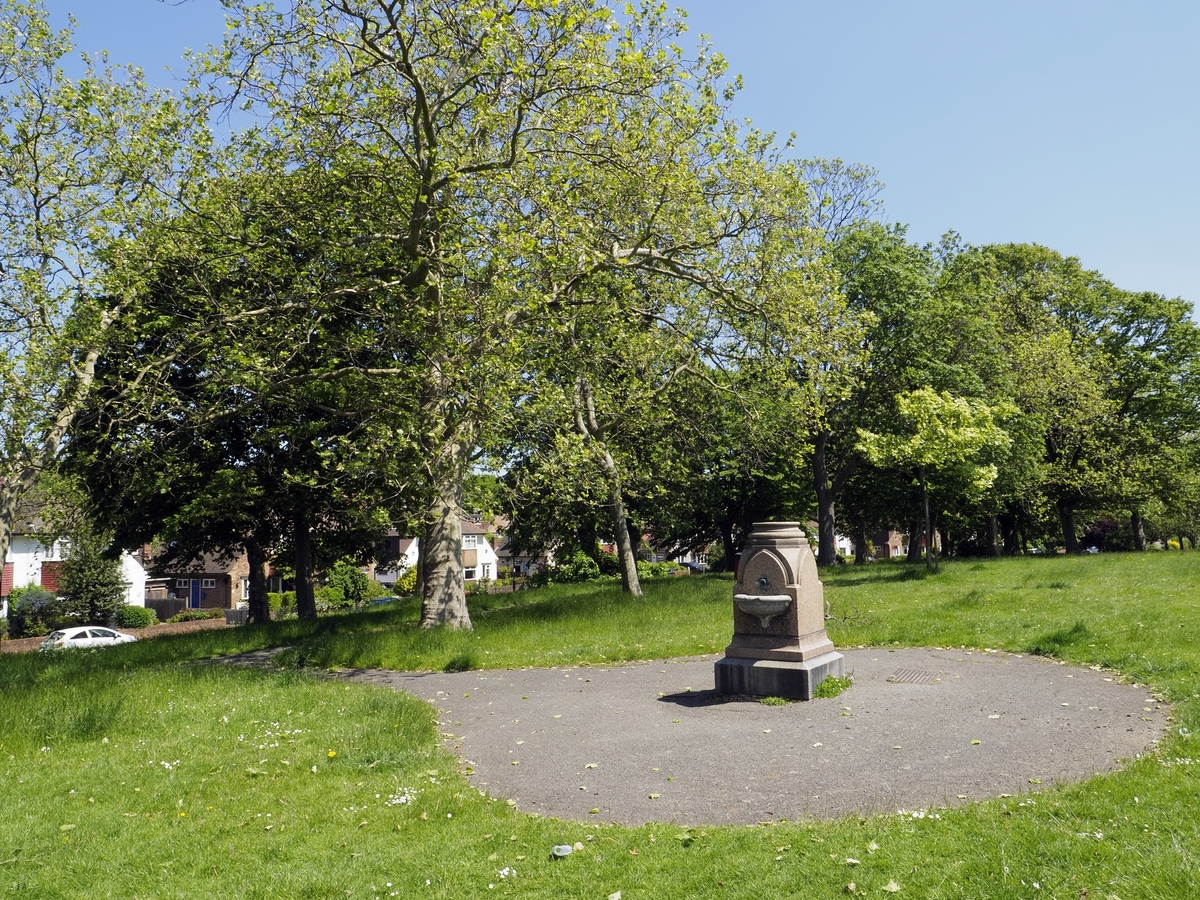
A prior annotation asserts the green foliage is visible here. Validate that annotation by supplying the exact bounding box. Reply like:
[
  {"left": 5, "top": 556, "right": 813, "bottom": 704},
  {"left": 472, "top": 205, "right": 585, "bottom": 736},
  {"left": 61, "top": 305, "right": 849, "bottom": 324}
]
[
  {"left": 858, "top": 388, "right": 1013, "bottom": 494},
  {"left": 113, "top": 605, "right": 157, "bottom": 629},
  {"left": 57, "top": 534, "right": 128, "bottom": 626},
  {"left": 636, "top": 560, "right": 679, "bottom": 579},
  {"left": 8, "top": 586, "right": 67, "bottom": 637},
  {"left": 268, "top": 591, "right": 297, "bottom": 619},
  {"left": 391, "top": 568, "right": 417, "bottom": 597},
  {"left": 758, "top": 695, "right": 789, "bottom": 706},
  {"left": 166, "top": 608, "right": 224, "bottom": 623},
  {"left": 364, "top": 578, "right": 392, "bottom": 599},
  {"left": 325, "top": 559, "right": 371, "bottom": 608},
  {"left": 812, "top": 675, "right": 853, "bottom": 699},
  {"left": 535, "top": 551, "right": 602, "bottom": 586},
  {"left": 0, "top": 0, "right": 187, "bottom": 577}
]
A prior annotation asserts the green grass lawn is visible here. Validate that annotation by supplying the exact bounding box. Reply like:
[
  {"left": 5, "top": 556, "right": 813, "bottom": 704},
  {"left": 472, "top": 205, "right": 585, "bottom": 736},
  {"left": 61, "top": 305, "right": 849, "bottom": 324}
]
[{"left": 3, "top": 552, "right": 1199, "bottom": 898}]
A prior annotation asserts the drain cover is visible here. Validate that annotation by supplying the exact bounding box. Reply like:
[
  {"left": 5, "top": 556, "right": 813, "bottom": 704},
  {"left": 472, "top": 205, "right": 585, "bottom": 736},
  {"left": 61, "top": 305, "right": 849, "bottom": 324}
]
[{"left": 888, "top": 668, "right": 940, "bottom": 685}]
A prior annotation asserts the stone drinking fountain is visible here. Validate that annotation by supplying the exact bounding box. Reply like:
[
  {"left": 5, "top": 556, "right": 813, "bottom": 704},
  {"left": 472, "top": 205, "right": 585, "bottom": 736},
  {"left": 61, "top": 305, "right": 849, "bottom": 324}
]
[{"left": 714, "top": 521, "right": 844, "bottom": 700}]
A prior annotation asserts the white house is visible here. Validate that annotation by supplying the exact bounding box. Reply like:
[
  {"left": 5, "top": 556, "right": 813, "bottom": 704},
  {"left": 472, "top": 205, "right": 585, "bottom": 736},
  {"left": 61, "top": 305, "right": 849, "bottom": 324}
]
[
  {"left": 373, "top": 519, "right": 499, "bottom": 587},
  {"left": 2, "top": 530, "right": 147, "bottom": 619}
]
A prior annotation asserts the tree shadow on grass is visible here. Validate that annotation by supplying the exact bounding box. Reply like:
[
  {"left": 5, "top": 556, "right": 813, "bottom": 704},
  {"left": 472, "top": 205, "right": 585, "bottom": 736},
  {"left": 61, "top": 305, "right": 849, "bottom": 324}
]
[{"left": 823, "top": 566, "right": 934, "bottom": 589}]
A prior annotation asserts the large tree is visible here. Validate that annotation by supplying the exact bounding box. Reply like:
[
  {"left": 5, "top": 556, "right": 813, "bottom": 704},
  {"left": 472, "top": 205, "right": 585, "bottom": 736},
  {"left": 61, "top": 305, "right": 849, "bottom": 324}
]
[
  {"left": 0, "top": 0, "right": 183, "bottom": 571},
  {"left": 68, "top": 170, "right": 409, "bottom": 623},
  {"left": 201, "top": 0, "right": 830, "bottom": 624}
]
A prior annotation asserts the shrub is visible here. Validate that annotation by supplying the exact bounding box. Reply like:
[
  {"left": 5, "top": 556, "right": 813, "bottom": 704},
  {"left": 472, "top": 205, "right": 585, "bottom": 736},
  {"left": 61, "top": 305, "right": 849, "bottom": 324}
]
[
  {"left": 315, "top": 584, "right": 348, "bottom": 612},
  {"left": 325, "top": 559, "right": 371, "bottom": 608},
  {"left": 392, "top": 567, "right": 417, "bottom": 596},
  {"left": 550, "top": 551, "right": 601, "bottom": 584},
  {"left": 114, "top": 605, "right": 157, "bottom": 628},
  {"left": 268, "top": 591, "right": 297, "bottom": 619},
  {"left": 595, "top": 551, "right": 621, "bottom": 577},
  {"left": 8, "top": 586, "right": 69, "bottom": 637},
  {"left": 58, "top": 534, "right": 127, "bottom": 625},
  {"left": 635, "top": 560, "right": 675, "bottom": 579},
  {"left": 167, "top": 608, "right": 224, "bottom": 623}
]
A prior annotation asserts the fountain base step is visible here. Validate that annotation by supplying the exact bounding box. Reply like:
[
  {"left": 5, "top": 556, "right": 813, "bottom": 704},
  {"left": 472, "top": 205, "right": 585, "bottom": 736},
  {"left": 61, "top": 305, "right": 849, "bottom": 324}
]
[{"left": 714, "top": 651, "right": 845, "bottom": 701}]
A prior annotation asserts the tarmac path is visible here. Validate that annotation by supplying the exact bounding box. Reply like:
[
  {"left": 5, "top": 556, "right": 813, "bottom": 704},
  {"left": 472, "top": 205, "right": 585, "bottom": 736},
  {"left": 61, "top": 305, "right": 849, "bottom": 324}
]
[{"left": 319, "top": 647, "right": 1168, "bottom": 825}]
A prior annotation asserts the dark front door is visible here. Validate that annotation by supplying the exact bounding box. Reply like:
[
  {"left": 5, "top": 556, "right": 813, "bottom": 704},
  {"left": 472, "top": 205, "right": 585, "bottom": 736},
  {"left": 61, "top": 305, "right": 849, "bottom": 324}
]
[{"left": 190, "top": 579, "right": 202, "bottom": 608}]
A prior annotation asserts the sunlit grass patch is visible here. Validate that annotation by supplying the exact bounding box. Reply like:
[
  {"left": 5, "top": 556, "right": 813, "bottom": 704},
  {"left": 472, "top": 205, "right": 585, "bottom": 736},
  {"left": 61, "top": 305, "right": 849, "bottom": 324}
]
[{"left": 3, "top": 553, "right": 1200, "bottom": 897}]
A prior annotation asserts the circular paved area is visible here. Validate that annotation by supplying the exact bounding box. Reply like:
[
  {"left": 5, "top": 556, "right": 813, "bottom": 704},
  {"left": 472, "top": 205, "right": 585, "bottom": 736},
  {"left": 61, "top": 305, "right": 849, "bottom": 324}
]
[{"left": 328, "top": 648, "right": 1168, "bottom": 826}]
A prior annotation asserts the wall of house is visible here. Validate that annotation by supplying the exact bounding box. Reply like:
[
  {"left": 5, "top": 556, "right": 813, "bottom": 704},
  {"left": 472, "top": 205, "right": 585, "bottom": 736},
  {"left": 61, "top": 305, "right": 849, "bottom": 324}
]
[
  {"left": 374, "top": 542, "right": 419, "bottom": 587},
  {"left": 374, "top": 536, "right": 500, "bottom": 583},
  {"left": 461, "top": 535, "right": 498, "bottom": 581},
  {"left": 3, "top": 536, "right": 146, "bottom": 607}
]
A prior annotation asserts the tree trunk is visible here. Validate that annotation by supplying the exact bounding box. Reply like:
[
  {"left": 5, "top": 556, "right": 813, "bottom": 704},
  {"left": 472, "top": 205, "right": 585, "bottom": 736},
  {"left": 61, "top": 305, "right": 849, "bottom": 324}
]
[
  {"left": 0, "top": 484, "right": 19, "bottom": 595},
  {"left": 419, "top": 469, "right": 472, "bottom": 629},
  {"left": 720, "top": 520, "right": 737, "bottom": 573},
  {"left": 813, "top": 431, "right": 838, "bottom": 566},
  {"left": 413, "top": 339, "right": 473, "bottom": 628},
  {"left": 1058, "top": 500, "right": 1080, "bottom": 554},
  {"left": 294, "top": 511, "right": 317, "bottom": 619},
  {"left": 1130, "top": 510, "right": 1146, "bottom": 552},
  {"left": 415, "top": 538, "right": 425, "bottom": 597},
  {"left": 573, "top": 375, "right": 641, "bottom": 596},
  {"left": 938, "top": 524, "right": 951, "bottom": 560},
  {"left": 853, "top": 525, "right": 868, "bottom": 564},
  {"left": 577, "top": 520, "right": 599, "bottom": 562},
  {"left": 920, "top": 467, "right": 935, "bottom": 571},
  {"left": 999, "top": 510, "right": 1019, "bottom": 555},
  {"left": 986, "top": 516, "right": 1001, "bottom": 557},
  {"left": 601, "top": 455, "right": 641, "bottom": 596},
  {"left": 906, "top": 520, "right": 922, "bottom": 563},
  {"left": 244, "top": 539, "right": 271, "bottom": 624}
]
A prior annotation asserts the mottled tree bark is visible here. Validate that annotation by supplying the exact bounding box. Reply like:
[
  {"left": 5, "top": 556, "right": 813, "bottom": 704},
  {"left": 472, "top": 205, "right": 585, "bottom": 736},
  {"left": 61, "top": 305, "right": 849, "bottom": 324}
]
[
  {"left": 420, "top": 468, "right": 471, "bottom": 629},
  {"left": 814, "top": 432, "right": 838, "bottom": 567},
  {"left": 720, "top": 520, "right": 737, "bottom": 574}
]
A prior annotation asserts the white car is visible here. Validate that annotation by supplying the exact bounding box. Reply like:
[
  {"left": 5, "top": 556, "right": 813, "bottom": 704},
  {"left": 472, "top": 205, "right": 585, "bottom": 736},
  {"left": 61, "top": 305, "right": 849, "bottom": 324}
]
[{"left": 39, "top": 626, "right": 138, "bottom": 652}]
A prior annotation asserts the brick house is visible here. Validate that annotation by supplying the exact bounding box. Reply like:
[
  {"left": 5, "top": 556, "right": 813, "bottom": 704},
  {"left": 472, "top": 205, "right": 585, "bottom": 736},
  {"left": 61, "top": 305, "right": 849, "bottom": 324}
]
[{"left": 142, "top": 549, "right": 250, "bottom": 619}]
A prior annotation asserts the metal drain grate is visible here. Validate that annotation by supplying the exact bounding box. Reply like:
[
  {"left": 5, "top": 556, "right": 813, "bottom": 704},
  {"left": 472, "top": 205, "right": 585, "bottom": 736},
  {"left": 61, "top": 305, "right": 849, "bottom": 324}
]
[{"left": 888, "top": 668, "right": 940, "bottom": 685}]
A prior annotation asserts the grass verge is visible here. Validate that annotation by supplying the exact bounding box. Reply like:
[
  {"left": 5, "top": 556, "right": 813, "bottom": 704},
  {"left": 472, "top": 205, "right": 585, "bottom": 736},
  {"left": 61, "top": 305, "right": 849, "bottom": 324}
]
[{"left": 1, "top": 555, "right": 1198, "bottom": 898}]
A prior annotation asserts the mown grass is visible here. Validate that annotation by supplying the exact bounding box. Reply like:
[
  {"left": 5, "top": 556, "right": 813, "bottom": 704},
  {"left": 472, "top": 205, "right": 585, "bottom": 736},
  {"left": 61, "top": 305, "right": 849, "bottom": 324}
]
[{"left": 2, "top": 555, "right": 1199, "bottom": 898}]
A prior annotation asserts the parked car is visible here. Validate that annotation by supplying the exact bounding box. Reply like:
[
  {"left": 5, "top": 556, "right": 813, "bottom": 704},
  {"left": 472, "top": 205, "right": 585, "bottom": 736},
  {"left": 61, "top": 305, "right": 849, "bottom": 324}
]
[
  {"left": 681, "top": 562, "right": 708, "bottom": 574},
  {"left": 39, "top": 626, "right": 138, "bottom": 652}
]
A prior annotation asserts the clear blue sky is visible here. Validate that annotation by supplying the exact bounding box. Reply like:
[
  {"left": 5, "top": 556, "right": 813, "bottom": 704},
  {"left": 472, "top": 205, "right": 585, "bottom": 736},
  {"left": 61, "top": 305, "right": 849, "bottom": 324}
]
[{"left": 60, "top": 0, "right": 1200, "bottom": 317}]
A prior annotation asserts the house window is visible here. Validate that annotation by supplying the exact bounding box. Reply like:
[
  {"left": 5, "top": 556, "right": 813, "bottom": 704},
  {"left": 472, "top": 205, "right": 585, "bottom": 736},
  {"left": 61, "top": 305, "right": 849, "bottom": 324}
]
[
  {"left": 464, "top": 567, "right": 476, "bottom": 581},
  {"left": 201, "top": 578, "right": 217, "bottom": 589},
  {"left": 241, "top": 578, "right": 250, "bottom": 600},
  {"left": 463, "top": 534, "right": 478, "bottom": 549},
  {"left": 481, "top": 563, "right": 490, "bottom": 579},
  {"left": 176, "top": 579, "right": 190, "bottom": 588}
]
